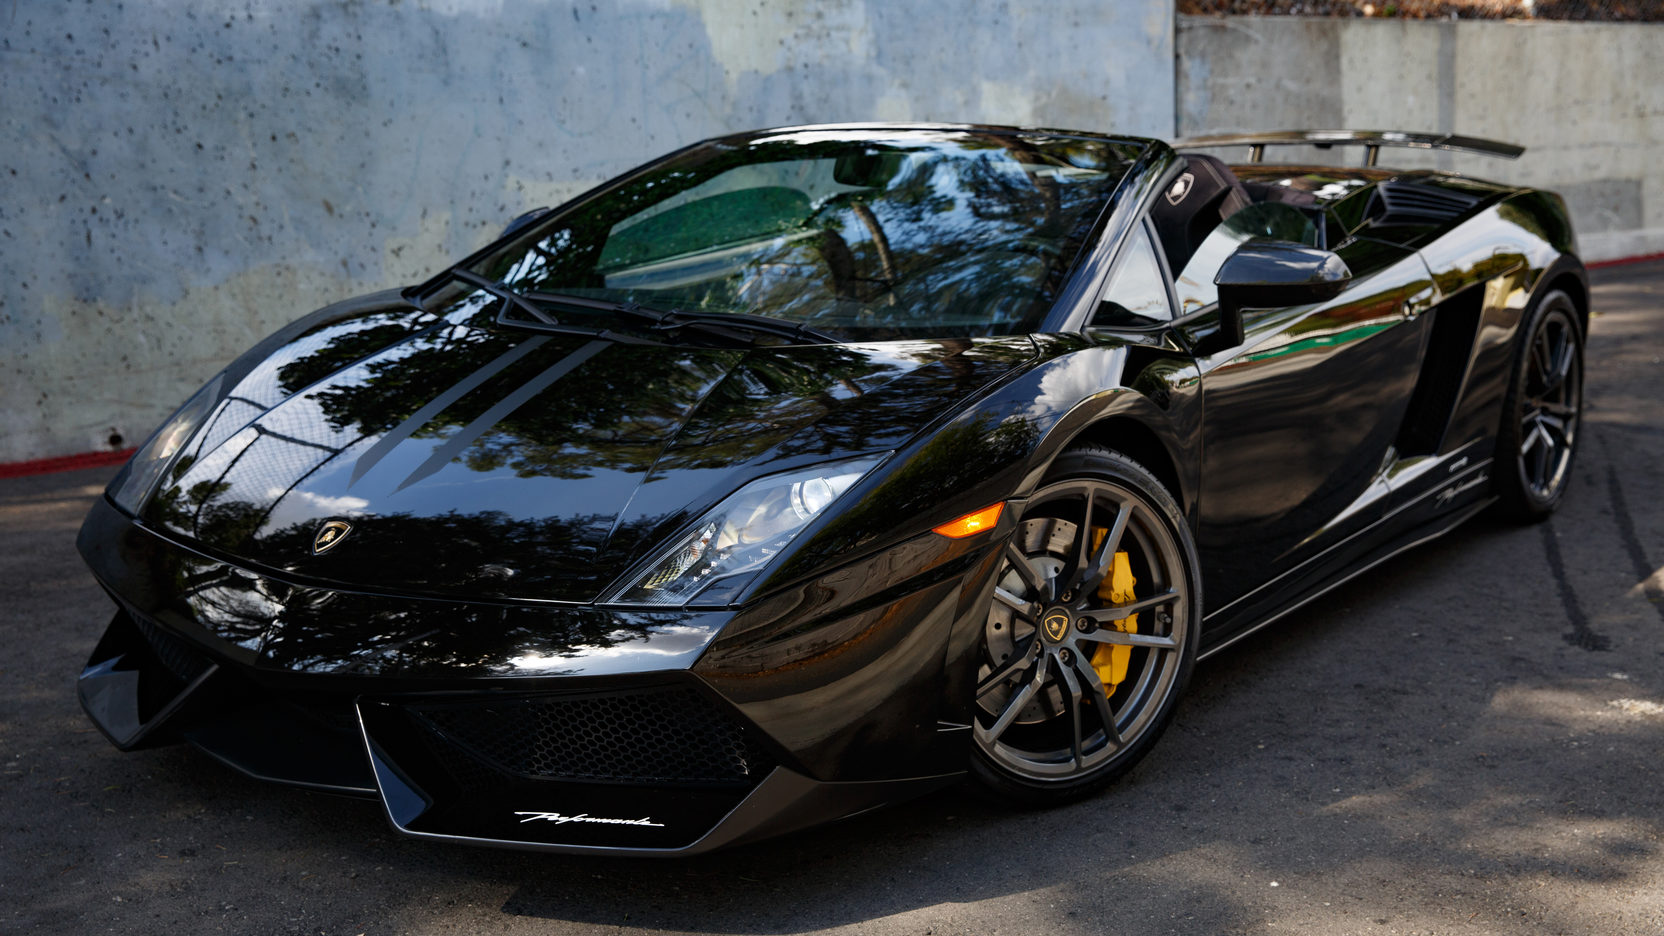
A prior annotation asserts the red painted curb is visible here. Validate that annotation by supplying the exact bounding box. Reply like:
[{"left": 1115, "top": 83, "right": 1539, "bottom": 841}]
[
  {"left": 0, "top": 448, "right": 135, "bottom": 480},
  {"left": 1588, "top": 251, "right": 1664, "bottom": 270}
]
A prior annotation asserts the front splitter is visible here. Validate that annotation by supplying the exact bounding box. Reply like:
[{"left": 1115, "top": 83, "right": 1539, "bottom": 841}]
[{"left": 359, "top": 697, "right": 960, "bottom": 856}]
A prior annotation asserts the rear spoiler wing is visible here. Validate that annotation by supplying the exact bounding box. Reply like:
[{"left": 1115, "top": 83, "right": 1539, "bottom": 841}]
[{"left": 1173, "top": 130, "right": 1525, "bottom": 166}]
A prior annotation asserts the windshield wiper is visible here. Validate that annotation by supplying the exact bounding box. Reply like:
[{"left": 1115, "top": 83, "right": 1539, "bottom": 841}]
[
  {"left": 445, "top": 270, "right": 662, "bottom": 345},
  {"left": 524, "top": 289, "right": 839, "bottom": 346},
  {"left": 443, "top": 269, "right": 838, "bottom": 346},
  {"left": 448, "top": 268, "right": 560, "bottom": 325}
]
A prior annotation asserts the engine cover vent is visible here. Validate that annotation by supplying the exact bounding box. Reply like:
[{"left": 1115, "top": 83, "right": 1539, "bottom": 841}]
[{"left": 1368, "top": 181, "right": 1483, "bottom": 226}]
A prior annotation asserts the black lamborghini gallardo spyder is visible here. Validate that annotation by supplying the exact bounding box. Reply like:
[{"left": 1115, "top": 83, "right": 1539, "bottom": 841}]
[{"left": 78, "top": 125, "right": 1587, "bottom": 854}]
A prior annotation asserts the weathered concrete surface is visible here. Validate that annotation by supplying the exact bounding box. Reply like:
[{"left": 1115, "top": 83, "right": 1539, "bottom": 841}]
[
  {"left": 1179, "top": 16, "right": 1664, "bottom": 262},
  {"left": 2, "top": 261, "right": 1662, "bottom": 935},
  {"left": 0, "top": 0, "right": 1175, "bottom": 463}
]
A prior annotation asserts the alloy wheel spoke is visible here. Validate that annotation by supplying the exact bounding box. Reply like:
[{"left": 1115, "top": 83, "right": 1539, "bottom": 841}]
[
  {"left": 977, "top": 653, "right": 1049, "bottom": 744},
  {"left": 1539, "top": 413, "right": 1570, "bottom": 443},
  {"left": 1540, "top": 400, "right": 1577, "bottom": 418},
  {"left": 1073, "top": 654, "right": 1123, "bottom": 748},
  {"left": 1056, "top": 656, "right": 1086, "bottom": 768},
  {"left": 991, "top": 586, "right": 1033, "bottom": 618},
  {"left": 1544, "top": 332, "right": 1573, "bottom": 394},
  {"left": 976, "top": 639, "right": 1039, "bottom": 699},
  {"left": 1531, "top": 437, "right": 1551, "bottom": 487},
  {"left": 1079, "top": 590, "right": 1180, "bottom": 624},
  {"left": 1077, "top": 628, "right": 1179, "bottom": 651},
  {"left": 1530, "top": 339, "right": 1553, "bottom": 388},
  {"left": 1059, "top": 484, "right": 1098, "bottom": 600},
  {"left": 1075, "top": 501, "right": 1131, "bottom": 598},
  {"left": 1002, "top": 542, "right": 1046, "bottom": 600},
  {"left": 1521, "top": 423, "right": 1545, "bottom": 455}
]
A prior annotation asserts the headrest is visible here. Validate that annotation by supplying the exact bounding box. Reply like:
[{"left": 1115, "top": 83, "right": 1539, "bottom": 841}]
[{"left": 1149, "top": 154, "right": 1250, "bottom": 273}]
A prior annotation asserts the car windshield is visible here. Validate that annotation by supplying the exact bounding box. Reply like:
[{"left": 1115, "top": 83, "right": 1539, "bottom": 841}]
[{"left": 458, "top": 129, "right": 1143, "bottom": 341}]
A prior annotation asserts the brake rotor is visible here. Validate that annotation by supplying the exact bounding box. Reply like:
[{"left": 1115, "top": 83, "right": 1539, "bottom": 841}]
[{"left": 979, "top": 517, "right": 1073, "bottom": 725}]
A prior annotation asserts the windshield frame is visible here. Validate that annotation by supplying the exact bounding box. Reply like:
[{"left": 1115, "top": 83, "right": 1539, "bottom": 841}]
[{"left": 411, "top": 124, "right": 1156, "bottom": 343}]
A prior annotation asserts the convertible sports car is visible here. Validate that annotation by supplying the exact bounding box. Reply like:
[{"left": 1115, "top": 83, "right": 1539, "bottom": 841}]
[{"left": 77, "top": 124, "right": 1586, "bottom": 855}]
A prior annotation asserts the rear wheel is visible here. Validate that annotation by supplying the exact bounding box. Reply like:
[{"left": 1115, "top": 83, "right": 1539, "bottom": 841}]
[
  {"left": 969, "top": 448, "right": 1200, "bottom": 804},
  {"left": 1493, "top": 289, "right": 1583, "bottom": 522}
]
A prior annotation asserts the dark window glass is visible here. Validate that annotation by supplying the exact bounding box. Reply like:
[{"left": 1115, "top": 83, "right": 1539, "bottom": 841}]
[
  {"left": 1092, "top": 224, "right": 1172, "bottom": 327},
  {"left": 457, "top": 130, "right": 1142, "bottom": 341}
]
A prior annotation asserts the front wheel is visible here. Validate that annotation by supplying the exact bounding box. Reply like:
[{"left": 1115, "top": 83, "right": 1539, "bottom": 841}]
[{"left": 969, "top": 447, "right": 1201, "bottom": 804}]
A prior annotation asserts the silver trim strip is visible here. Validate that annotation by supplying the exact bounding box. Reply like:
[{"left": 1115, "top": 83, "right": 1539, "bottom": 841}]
[
  {"left": 1199, "top": 480, "right": 1495, "bottom": 662},
  {"left": 1207, "top": 455, "right": 1492, "bottom": 621},
  {"left": 349, "top": 335, "right": 550, "bottom": 486},
  {"left": 395, "top": 340, "right": 607, "bottom": 491}
]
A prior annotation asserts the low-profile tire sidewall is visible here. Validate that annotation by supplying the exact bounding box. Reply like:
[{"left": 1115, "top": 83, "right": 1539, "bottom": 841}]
[
  {"left": 1493, "top": 288, "right": 1583, "bottom": 523},
  {"left": 968, "top": 447, "right": 1202, "bottom": 805}
]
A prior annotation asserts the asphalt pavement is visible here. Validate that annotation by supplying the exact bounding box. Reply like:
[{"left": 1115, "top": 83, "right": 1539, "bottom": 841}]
[{"left": 3, "top": 261, "right": 1661, "bottom": 936}]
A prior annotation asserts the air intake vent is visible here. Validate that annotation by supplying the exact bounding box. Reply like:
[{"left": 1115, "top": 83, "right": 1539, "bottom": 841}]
[
  {"left": 408, "top": 687, "right": 775, "bottom": 787},
  {"left": 132, "top": 613, "right": 213, "bottom": 684},
  {"left": 1369, "top": 182, "right": 1482, "bottom": 226}
]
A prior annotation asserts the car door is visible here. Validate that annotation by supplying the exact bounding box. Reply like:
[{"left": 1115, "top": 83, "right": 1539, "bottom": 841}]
[{"left": 1171, "top": 208, "right": 1436, "bottom": 618}]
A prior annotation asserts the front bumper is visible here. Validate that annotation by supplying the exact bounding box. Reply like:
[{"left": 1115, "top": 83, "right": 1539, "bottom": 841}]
[
  {"left": 80, "top": 602, "right": 951, "bottom": 854},
  {"left": 75, "top": 495, "right": 980, "bottom": 853}
]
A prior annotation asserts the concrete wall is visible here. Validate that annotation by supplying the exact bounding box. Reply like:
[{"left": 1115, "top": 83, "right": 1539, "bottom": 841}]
[
  {"left": 7, "top": 7, "right": 1656, "bottom": 465},
  {"left": 0, "top": 0, "right": 1175, "bottom": 463},
  {"left": 1179, "top": 16, "right": 1664, "bottom": 264}
]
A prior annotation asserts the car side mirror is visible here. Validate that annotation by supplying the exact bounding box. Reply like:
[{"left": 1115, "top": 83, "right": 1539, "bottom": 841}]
[
  {"left": 500, "top": 206, "right": 553, "bottom": 240},
  {"left": 1201, "top": 241, "right": 1352, "bottom": 354}
]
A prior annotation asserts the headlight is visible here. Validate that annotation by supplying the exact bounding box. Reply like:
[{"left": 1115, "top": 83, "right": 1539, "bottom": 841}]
[
  {"left": 108, "top": 374, "right": 225, "bottom": 515},
  {"left": 607, "top": 454, "right": 886, "bottom": 607}
]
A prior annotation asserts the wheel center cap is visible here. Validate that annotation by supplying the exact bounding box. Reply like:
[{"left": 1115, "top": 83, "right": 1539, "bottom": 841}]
[{"left": 1041, "top": 608, "right": 1072, "bottom": 643}]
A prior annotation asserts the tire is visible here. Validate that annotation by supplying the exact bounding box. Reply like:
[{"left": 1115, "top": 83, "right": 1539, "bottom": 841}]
[
  {"left": 968, "top": 446, "right": 1201, "bottom": 805},
  {"left": 1492, "top": 289, "right": 1584, "bottom": 522}
]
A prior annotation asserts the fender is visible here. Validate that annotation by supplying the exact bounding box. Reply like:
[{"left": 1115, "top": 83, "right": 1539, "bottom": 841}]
[{"left": 1012, "top": 334, "right": 1203, "bottom": 521}]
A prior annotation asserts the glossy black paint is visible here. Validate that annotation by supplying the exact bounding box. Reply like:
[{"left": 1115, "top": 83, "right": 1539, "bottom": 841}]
[
  {"left": 140, "top": 316, "right": 1034, "bottom": 604},
  {"left": 76, "top": 123, "right": 1586, "bottom": 854},
  {"left": 1187, "top": 235, "right": 1433, "bottom": 612},
  {"left": 1208, "top": 241, "right": 1353, "bottom": 352}
]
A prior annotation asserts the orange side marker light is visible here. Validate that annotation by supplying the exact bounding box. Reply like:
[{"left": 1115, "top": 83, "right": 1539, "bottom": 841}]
[{"left": 932, "top": 502, "right": 1004, "bottom": 539}]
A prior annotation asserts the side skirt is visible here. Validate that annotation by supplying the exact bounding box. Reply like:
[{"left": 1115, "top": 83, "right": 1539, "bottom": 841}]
[{"left": 1198, "top": 462, "right": 1495, "bottom": 661}]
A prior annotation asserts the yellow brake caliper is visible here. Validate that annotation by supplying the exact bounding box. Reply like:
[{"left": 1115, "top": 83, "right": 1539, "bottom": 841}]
[{"left": 1088, "top": 528, "right": 1137, "bottom": 694}]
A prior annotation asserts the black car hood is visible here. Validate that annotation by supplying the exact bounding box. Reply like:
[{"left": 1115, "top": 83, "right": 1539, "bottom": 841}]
[{"left": 145, "top": 313, "right": 1034, "bottom": 602}]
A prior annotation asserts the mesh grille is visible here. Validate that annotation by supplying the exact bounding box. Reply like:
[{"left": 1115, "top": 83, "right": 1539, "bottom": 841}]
[
  {"left": 132, "top": 614, "right": 212, "bottom": 683},
  {"left": 409, "top": 688, "right": 775, "bottom": 787}
]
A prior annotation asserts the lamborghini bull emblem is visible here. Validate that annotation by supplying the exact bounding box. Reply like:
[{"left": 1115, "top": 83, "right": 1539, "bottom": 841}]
[
  {"left": 312, "top": 519, "right": 352, "bottom": 555},
  {"left": 1165, "top": 171, "right": 1195, "bottom": 205},
  {"left": 1042, "top": 610, "right": 1071, "bottom": 643}
]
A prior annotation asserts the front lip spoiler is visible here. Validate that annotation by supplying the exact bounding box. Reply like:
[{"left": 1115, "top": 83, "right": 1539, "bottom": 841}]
[{"left": 360, "top": 698, "right": 960, "bottom": 856}]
